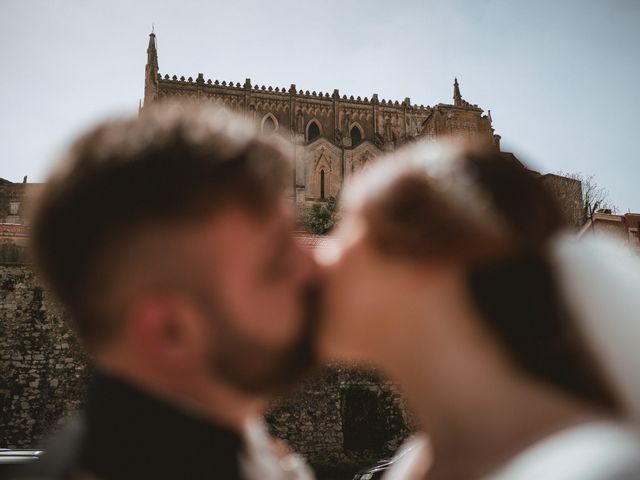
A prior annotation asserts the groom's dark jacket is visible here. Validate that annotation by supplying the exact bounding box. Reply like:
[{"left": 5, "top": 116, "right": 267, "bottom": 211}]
[{"left": 6, "top": 372, "right": 244, "bottom": 480}]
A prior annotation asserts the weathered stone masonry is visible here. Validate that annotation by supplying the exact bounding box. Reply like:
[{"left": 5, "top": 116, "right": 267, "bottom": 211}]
[
  {"left": 267, "top": 366, "right": 411, "bottom": 469},
  {"left": 0, "top": 266, "right": 88, "bottom": 447},
  {"left": 140, "top": 32, "right": 583, "bottom": 226},
  {"left": 142, "top": 32, "right": 500, "bottom": 208}
]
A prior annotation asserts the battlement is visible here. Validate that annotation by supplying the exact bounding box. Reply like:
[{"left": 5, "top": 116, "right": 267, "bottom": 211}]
[{"left": 156, "top": 72, "right": 447, "bottom": 112}]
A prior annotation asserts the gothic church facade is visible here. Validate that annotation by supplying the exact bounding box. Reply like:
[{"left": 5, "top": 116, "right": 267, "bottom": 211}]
[{"left": 142, "top": 32, "right": 501, "bottom": 206}]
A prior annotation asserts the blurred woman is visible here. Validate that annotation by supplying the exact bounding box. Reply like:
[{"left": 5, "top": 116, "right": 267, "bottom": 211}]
[{"left": 318, "top": 142, "right": 640, "bottom": 479}]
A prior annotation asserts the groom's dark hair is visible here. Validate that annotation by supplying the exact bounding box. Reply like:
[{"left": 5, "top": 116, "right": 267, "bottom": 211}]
[{"left": 30, "top": 103, "right": 292, "bottom": 350}]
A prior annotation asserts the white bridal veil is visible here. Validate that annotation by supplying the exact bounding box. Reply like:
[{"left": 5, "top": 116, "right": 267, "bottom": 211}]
[{"left": 551, "top": 235, "right": 640, "bottom": 423}]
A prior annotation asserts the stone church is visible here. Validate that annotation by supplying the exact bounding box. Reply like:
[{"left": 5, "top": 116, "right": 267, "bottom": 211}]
[{"left": 142, "top": 31, "right": 502, "bottom": 206}]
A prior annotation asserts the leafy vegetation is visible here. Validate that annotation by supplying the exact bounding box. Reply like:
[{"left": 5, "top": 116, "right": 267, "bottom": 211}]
[{"left": 299, "top": 197, "right": 339, "bottom": 235}]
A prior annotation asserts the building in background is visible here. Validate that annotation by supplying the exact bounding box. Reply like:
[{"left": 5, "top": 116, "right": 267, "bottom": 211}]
[
  {"left": 141, "top": 31, "right": 583, "bottom": 226},
  {"left": 142, "top": 32, "right": 500, "bottom": 206},
  {"left": 0, "top": 177, "right": 40, "bottom": 226},
  {"left": 0, "top": 178, "right": 41, "bottom": 264},
  {"left": 579, "top": 210, "right": 640, "bottom": 250}
]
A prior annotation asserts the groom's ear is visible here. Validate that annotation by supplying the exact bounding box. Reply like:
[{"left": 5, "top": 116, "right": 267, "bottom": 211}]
[{"left": 128, "top": 294, "right": 212, "bottom": 364}]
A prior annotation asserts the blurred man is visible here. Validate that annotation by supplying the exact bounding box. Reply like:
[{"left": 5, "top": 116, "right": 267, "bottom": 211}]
[{"left": 13, "top": 104, "right": 319, "bottom": 479}]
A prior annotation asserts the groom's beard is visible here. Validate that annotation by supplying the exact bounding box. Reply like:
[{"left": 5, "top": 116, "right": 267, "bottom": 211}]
[{"left": 206, "top": 282, "right": 322, "bottom": 396}]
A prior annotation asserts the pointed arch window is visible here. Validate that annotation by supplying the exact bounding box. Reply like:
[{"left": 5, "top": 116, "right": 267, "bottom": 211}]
[
  {"left": 350, "top": 125, "right": 362, "bottom": 147},
  {"left": 320, "top": 169, "right": 325, "bottom": 199},
  {"left": 261, "top": 114, "right": 278, "bottom": 135},
  {"left": 307, "top": 120, "right": 321, "bottom": 143}
]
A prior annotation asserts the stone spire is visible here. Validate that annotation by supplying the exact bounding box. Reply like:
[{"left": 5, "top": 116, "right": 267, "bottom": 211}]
[
  {"left": 143, "top": 30, "right": 159, "bottom": 108},
  {"left": 146, "top": 30, "right": 159, "bottom": 75},
  {"left": 453, "top": 77, "right": 462, "bottom": 107}
]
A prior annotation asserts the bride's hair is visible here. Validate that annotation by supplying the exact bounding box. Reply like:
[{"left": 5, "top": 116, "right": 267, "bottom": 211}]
[{"left": 346, "top": 142, "right": 619, "bottom": 412}]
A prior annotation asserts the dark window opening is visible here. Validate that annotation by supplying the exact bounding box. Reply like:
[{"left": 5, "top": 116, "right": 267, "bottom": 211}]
[
  {"left": 320, "top": 169, "right": 325, "bottom": 199},
  {"left": 308, "top": 121, "right": 321, "bottom": 142},
  {"left": 263, "top": 115, "right": 277, "bottom": 134},
  {"left": 350, "top": 125, "right": 362, "bottom": 147},
  {"left": 343, "top": 387, "right": 382, "bottom": 452}
]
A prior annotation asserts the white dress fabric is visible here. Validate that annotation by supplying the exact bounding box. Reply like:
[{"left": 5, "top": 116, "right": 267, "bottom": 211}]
[
  {"left": 384, "top": 422, "right": 640, "bottom": 480},
  {"left": 240, "top": 416, "right": 315, "bottom": 480},
  {"left": 382, "top": 435, "right": 431, "bottom": 480},
  {"left": 485, "top": 421, "right": 640, "bottom": 480}
]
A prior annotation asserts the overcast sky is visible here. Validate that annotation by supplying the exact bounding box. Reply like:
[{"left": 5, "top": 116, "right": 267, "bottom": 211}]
[{"left": 1, "top": 0, "right": 638, "bottom": 211}]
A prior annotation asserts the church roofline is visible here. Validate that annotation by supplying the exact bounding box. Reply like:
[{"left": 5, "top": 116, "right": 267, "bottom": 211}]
[
  {"left": 147, "top": 33, "right": 491, "bottom": 119},
  {"left": 157, "top": 72, "right": 486, "bottom": 112},
  {"left": 434, "top": 101, "right": 484, "bottom": 112}
]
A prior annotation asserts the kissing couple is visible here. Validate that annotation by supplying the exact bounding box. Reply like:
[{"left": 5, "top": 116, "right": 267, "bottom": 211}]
[{"left": 11, "top": 104, "right": 640, "bottom": 480}]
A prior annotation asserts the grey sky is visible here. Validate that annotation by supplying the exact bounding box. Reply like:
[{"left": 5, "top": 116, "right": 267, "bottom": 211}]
[{"left": 1, "top": 0, "right": 638, "bottom": 211}]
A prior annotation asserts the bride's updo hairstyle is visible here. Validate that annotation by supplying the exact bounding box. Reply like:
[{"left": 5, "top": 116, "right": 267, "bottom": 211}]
[{"left": 343, "top": 141, "right": 619, "bottom": 412}]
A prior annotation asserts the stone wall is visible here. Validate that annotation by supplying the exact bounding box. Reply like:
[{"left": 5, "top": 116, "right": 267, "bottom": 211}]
[
  {"left": 0, "top": 264, "right": 410, "bottom": 471},
  {"left": 0, "top": 265, "right": 88, "bottom": 448},
  {"left": 268, "top": 366, "right": 411, "bottom": 469},
  {"left": 540, "top": 173, "right": 584, "bottom": 228}
]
